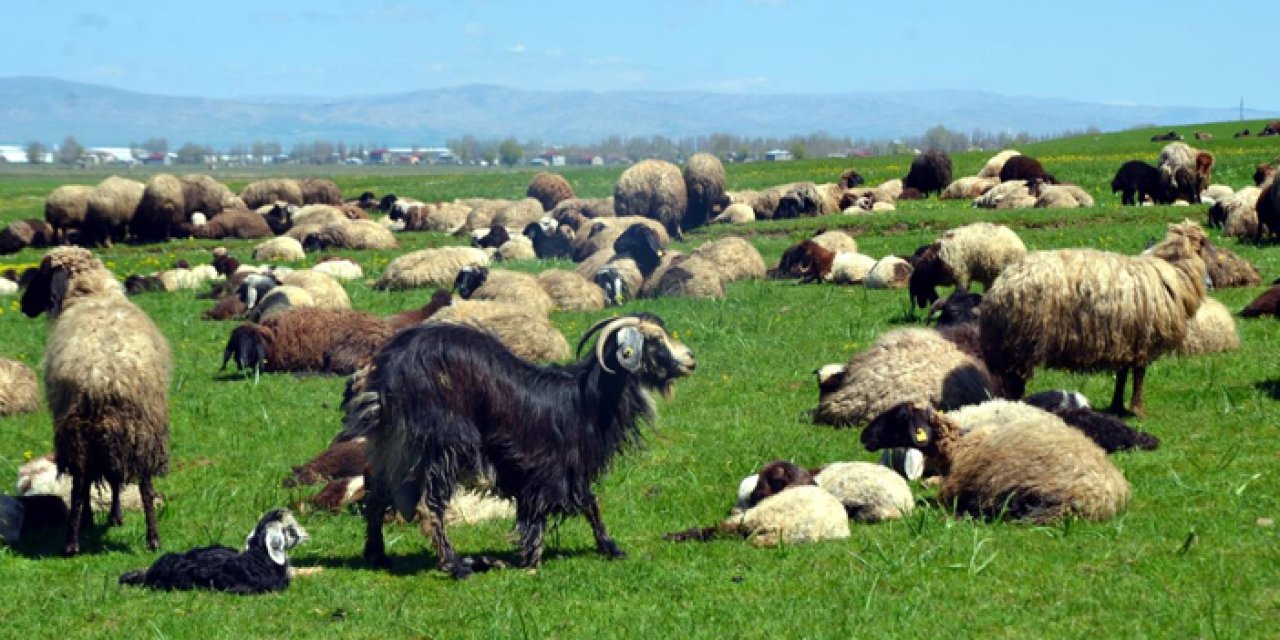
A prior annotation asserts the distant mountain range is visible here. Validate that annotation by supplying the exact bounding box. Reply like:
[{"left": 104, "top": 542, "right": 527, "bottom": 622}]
[{"left": 0, "top": 76, "right": 1273, "bottom": 147}]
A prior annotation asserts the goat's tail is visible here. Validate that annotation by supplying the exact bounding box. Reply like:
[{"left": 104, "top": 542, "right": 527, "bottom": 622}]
[
  {"left": 339, "top": 389, "right": 426, "bottom": 520},
  {"left": 339, "top": 391, "right": 381, "bottom": 441}
]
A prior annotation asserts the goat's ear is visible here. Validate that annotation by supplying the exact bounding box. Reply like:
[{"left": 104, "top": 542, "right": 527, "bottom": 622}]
[
  {"left": 265, "top": 523, "right": 287, "bottom": 565},
  {"left": 614, "top": 326, "right": 644, "bottom": 372}
]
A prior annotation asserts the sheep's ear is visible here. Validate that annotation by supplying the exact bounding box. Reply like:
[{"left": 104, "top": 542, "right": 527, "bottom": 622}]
[
  {"left": 614, "top": 326, "right": 644, "bottom": 372},
  {"left": 45, "top": 268, "right": 70, "bottom": 316},
  {"left": 265, "top": 523, "right": 287, "bottom": 565}
]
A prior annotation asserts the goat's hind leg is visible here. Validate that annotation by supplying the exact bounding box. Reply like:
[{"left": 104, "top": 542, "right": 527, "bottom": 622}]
[
  {"left": 422, "top": 476, "right": 470, "bottom": 579},
  {"left": 514, "top": 501, "right": 547, "bottom": 569},
  {"left": 361, "top": 473, "right": 392, "bottom": 569},
  {"left": 584, "top": 494, "right": 626, "bottom": 560}
]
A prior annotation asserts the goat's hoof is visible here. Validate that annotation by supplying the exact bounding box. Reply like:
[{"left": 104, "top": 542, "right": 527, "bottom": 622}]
[
  {"left": 62, "top": 543, "right": 80, "bottom": 557},
  {"left": 446, "top": 563, "right": 474, "bottom": 580},
  {"left": 598, "top": 539, "right": 627, "bottom": 559},
  {"left": 146, "top": 537, "right": 161, "bottom": 551}
]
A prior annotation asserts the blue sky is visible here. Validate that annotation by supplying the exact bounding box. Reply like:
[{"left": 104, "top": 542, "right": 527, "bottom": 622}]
[{"left": 3, "top": 0, "right": 1276, "bottom": 109}]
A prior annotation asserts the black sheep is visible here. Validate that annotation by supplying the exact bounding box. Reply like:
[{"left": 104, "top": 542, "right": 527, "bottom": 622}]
[
  {"left": 119, "top": 509, "right": 309, "bottom": 594},
  {"left": 902, "top": 151, "right": 952, "bottom": 198},
  {"left": 1151, "top": 131, "right": 1183, "bottom": 142},
  {"left": 473, "top": 224, "right": 511, "bottom": 250},
  {"left": 999, "top": 155, "right": 1055, "bottom": 184},
  {"left": 928, "top": 288, "right": 983, "bottom": 327},
  {"left": 522, "top": 222, "right": 574, "bottom": 259},
  {"left": 1111, "top": 160, "right": 1168, "bottom": 206},
  {"left": 344, "top": 314, "right": 696, "bottom": 579}
]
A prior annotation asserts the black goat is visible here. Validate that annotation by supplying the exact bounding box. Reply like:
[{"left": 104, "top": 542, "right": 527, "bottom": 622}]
[
  {"left": 344, "top": 314, "right": 696, "bottom": 579},
  {"left": 1111, "top": 160, "right": 1168, "bottom": 205},
  {"left": 523, "top": 221, "right": 574, "bottom": 259},
  {"left": 119, "top": 509, "right": 309, "bottom": 594}
]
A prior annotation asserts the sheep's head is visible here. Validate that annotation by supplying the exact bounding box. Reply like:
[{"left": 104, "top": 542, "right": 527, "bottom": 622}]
[
  {"left": 861, "top": 402, "right": 940, "bottom": 453},
  {"left": 300, "top": 233, "right": 327, "bottom": 253},
  {"left": 237, "top": 272, "right": 282, "bottom": 310},
  {"left": 577, "top": 314, "right": 696, "bottom": 394},
  {"left": 839, "top": 168, "right": 865, "bottom": 189},
  {"left": 451, "top": 265, "right": 489, "bottom": 299},
  {"left": 21, "top": 248, "right": 109, "bottom": 318},
  {"left": 244, "top": 508, "right": 309, "bottom": 566},
  {"left": 356, "top": 191, "right": 377, "bottom": 209},
  {"left": 814, "top": 364, "right": 847, "bottom": 397},
  {"left": 263, "top": 203, "right": 293, "bottom": 235},
  {"left": 612, "top": 224, "right": 664, "bottom": 275},
  {"left": 378, "top": 194, "right": 398, "bottom": 213},
  {"left": 593, "top": 266, "right": 628, "bottom": 306},
  {"left": 929, "top": 288, "right": 982, "bottom": 327},
  {"left": 473, "top": 225, "right": 510, "bottom": 250},
  {"left": 748, "top": 460, "right": 816, "bottom": 508},
  {"left": 771, "top": 240, "right": 832, "bottom": 282},
  {"left": 907, "top": 243, "right": 955, "bottom": 309}
]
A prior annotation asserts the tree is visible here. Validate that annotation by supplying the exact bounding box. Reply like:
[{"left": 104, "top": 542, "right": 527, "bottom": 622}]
[
  {"left": 56, "top": 136, "right": 84, "bottom": 164},
  {"left": 175, "top": 143, "right": 209, "bottom": 164},
  {"left": 142, "top": 137, "right": 169, "bottom": 155},
  {"left": 498, "top": 137, "right": 523, "bottom": 166},
  {"left": 25, "top": 141, "right": 46, "bottom": 164},
  {"left": 788, "top": 141, "right": 807, "bottom": 160}
]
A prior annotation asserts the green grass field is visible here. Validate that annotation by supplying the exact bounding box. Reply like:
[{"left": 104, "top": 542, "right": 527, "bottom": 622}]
[{"left": 1, "top": 121, "right": 1279, "bottom": 639}]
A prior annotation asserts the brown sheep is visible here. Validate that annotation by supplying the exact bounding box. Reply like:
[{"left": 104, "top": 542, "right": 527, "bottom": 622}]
[
  {"left": 180, "top": 174, "right": 240, "bottom": 218},
  {"left": 614, "top": 159, "right": 689, "bottom": 239},
  {"left": 241, "top": 179, "right": 304, "bottom": 209},
  {"left": 299, "top": 178, "right": 343, "bottom": 205},
  {"left": 527, "top": 173, "right": 575, "bottom": 211},
  {"left": 133, "top": 174, "right": 186, "bottom": 242},
  {"left": 191, "top": 209, "right": 276, "bottom": 240},
  {"left": 221, "top": 308, "right": 395, "bottom": 377},
  {"left": 683, "top": 153, "right": 727, "bottom": 232},
  {"left": 0, "top": 219, "right": 56, "bottom": 254},
  {"left": 385, "top": 289, "right": 453, "bottom": 332}
]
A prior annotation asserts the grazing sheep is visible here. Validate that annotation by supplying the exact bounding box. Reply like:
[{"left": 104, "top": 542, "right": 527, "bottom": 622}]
[
  {"left": 812, "top": 328, "right": 996, "bottom": 427},
  {"left": 376, "top": 246, "right": 491, "bottom": 291},
  {"left": 940, "top": 176, "right": 1000, "bottom": 200},
  {"left": 908, "top": 222, "right": 1027, "bottom": 308},
  {"left": 345, "top": 314, "right": 695, "bottom": 578},
  {"left": 1176, "top": 298, "right": 1239, "bottom": 356},
  {"left": 999, "top": 155, "right": 1055, "bottom": 184},
  {"left": 428, "top": 301, "right": 571, "bottom": 362},
  {"left": 683, "top": 153, "right": 727, "bottom": 232},
  {"left": 119, "top": 509, "right": 309, "bottom": 594},
  {"left": 902, "top": 151, "right": 952, "bottom": 198},
  {"left": 452, "top": 266, "right": 557, "bottom": 315},
  {"left": 979, "top": 223, "right": 1208, "bottom": 415},
  {"left": 1255, "top": 177, "right": 1280, "bottom": 244},
  {"left": 190, "top": 209, "right": 275, "bottom": 240},
  {"left": 527, "top": 173, "right": 575, "bottom": 211},
  {"left": 813, "top": 462, "right": 914, "bottom": 523},
  {"left": 535, "top": 269, "right": 607, "bottom": 311},
  {"left": 44, "top": 184, "right": 94, "bottom": 242},
  {"left": 0, "top": 218, "right": 56, "bottom": 254},
  {"left": 132, "top": 174, "right": 186, "bottom": 242},
  {"left": 862, "top": 402, "right": 1130, "bottom": 522},
  {"left": 0, "top": 358, "right": 39, "bottom": 415},
  {"left": 614, "top": 159, "right": 689, "bottom": 239},
  {"left": 241, "top": 179, "right": 304, "bottom": 209},
  {"left": 1111, "top": 160, "right": 1168, "bottom": 205},
  {"left": 83, "top": 176, "right": 145, "bottom": 247},
  {"left": 254, "top": 236, "right": 306, "bottom": 262},
  {"left": 222, "top": 308, "right": 395, "bottom": 377},
  {"left": 299, "top": 178, "right": 342, "bottom": 205},
  {"left": 689, "top": 236, "right": 766, "bottom": 283},
  {"left": 865, "top": 256, "right": 912, "bottom": 289},
  {"left": 180, "top": 174, "right": 240, "bottom": 218},
  {"left": 977, "top": 150, "right": 1021, "bottom": 179},
  {"left": 301, "top": 220, "right": 399, "bottom": 251},
  {"left": 21, "top": 247, "right": 170, "bottom": 555}
]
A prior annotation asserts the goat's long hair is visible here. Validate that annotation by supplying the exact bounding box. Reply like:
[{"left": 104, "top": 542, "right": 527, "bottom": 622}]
[{"left": 344, "top": 314, "right": 687, "bottom": 521}]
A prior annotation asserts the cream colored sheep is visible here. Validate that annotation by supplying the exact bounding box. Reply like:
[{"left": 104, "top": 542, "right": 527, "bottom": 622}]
[
  {"left": 375, "top": 246, "right": 490, "bottom": 291},
  {"left": 535, "top": 269, "right": 606, "bottom": 311},
  {"left": 689, "top": 236, "right": 766, "bottom": 283},
  {"left": 865, "top": 256, "right": 912, "bottom": 289},
  {"left": 723, "top": 485, "right": 850, "bottom": 547},
  {"left": 254, "top": 236, "right": 306, "bottom": 262},
  {"left": 1221, "top": 187, "right": 1261, "bottom": 239},
  {"left": 1176, "top": 298, "right": 1239, "bottom": 355},
  {"left": 813, "top": 462, "right": 914, "bottom": 523},
  {"left": 977, "top": 150, "right": 1021, "bottom": 179},
  {"left": 810, "top": 230, "right": 857, "bottom": 254},
  {"left": 428, "top": 301, "right": 570, "bottom": 362},
  {"left": 0, "top": 358, "right": 39, "bottom": 415},
  {"left": 711, "top": 203, "right": 755, "bottom": 225},
  {"left": 940, "top": 176, "right": 1000, "bottom": 200},
  {"left": 312, "top": 258, "right": 364, "bottom": 281},
  {"left": 828, "top": 252, "right": 878, "bottom": 284}
]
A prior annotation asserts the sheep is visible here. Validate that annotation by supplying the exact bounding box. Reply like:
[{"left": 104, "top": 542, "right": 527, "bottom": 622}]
[
  {"left": 244, "top": 285, "right": 315, "bottom": 322},
  {"left": 572, "top": 217, "right": 669, "bottom": 264},
  {"left": 1157, "top": 142, "right": 1213, "bottom": 204},
  {"left": 770, "top": 240, "right": 838, "bottom": 282},
  {"left": 940, "top": 176, "right": 1000, "bottom": 200},
  {"left": 865, "top": 256, "right": 912, "bottom": 289},
  {"left": 861, "top": 402, "right": 1130, "bottom": 522},
  {"left": 902, "top": 151, "right": 952, "bottom": 198},
  {"left": 550, "top": 197, "right": 615, "bottom": 224},
  {"left": 1162, "top": 220, "right": 1260, "bottom": 288},
  {"left": 301, "top": 220, "right": 399, "bottom": 252},
  {"left": 1176, "top": 298, "right": 1239, "bottom": 356},
  {"left": 1254, "top": 163, "right": 1277, "bottom": 187},
  {"left": 1111, "top": 160, "right": 1168, "bottom": 205},
  {"left": 299, "top": 178, "right": 342, "bottom": 205},
  {"left": 649, "top": 256, "right": 726, "bottom": 300},
  {"left": 527, "top": 172, "right": 575, "bottom": 211},
  {"left": 774, "top": 182, "right": 843, "bottom": 218},
  {"left": 973, "top": 179, "right": 1037, "bottom": 209},
  {"left": 222, "top": 308, "right": 395, "bottom": 378},
  {"left": 16, "top": 453, "right": 158, "bottom": 517},
  {"left": 829, "top": 251, "right": 878, "bottom": 285},
  {"left": 188, "top": 208, "right": 275, "bottom": 240},
  {"left": 1194, "top": 131, "right": 1213, "bottom": 141},
  {"left": 240, "top": 269, "right": 350, "bottom": 313},
  {"left": 287, "top": 204, "right": 355, "bottom": 233},
  {"left": 0, "top": 218, "right": 56, "bottom": 254},
  {"left": 1240, "top": 282, "right": 1280, "bottom": 317},
  {"left": 428, "top": 301, "right": 571, "bottom": 362},
  {"left": 376, "top": 246, "right": 491, "bottom": 291},
  {"left": 813, "top": 462, "right": 914, "bottom": 523},
  {"left": 979, "top": 222, "right": 1208, "bottom": 416},
  {"left": 535, "top": 269, "right": 607, "bottom": 311},
  {"left": 688, "top": 236, "right": 766, "bottom": 284},
  {"left": 156, "top": 265, "right": 221, "bottom": 292},
  {"left": 495, "top": 235, "right": 537, "bottom": 261},
  {"left": 311, "top": 257, "right": 363, "bottom": 281},
  {"left": 1201, "top": 184, "right": 1234, "bottom": 207},
  {"left": 385, "top": 289, "right": 453, "bottom": 332},
  {"left": 681, "top": 153, "right": 728, "bottom": 232},
  {"left": 614, "top": 159, "right": 689, "bottom": 239},
  {"left": 452, "top": 266, "right": 557, "bottom": 315},
  {"left": 344, "top": 314, "right": 696, "bottom": 578},
  {"left": 812, "top": 328, "right": 996, "bottom": 427},
  {"left": 472, "top": 225, "right": 511, "bottom": 250},
  {"left": 711, "top": 203, "right": 755, "bottom": 225},
  {"left": 400, "top": 201, "right": 473, "bottom": 233},
  {"left": 83, "top": 176, "right": 145, "bottom": 247},
  {"left": 241, "top": 178, "right": 304, "bottom": 208},
  {"left": 977, "top": 150, "right": 1021, "bottom": 179},
  {"left": 908, "top": 222, "right": 1027, "bottom": 309},
  {"left": 1151, "top": 130, "right": 1183, "bottom": 141},
  {"left": 119, "top": 509, "right": 309, "bottom": 594},
  {"left": 577, "top": 224, "right": 666, "bottom": 302},
  {"left": 44, "top": 184, "right": 94, "bottom": 242},
  {"left": 253, "top": 236, "right": 306, "bottom": 262},
  {"left": 460, "top": 199, "right": 512, "bottom": 233},
  {"left": 1034, "top": 183, "right": 1094, "bottom": 208},
  {"left": 180, "top": 174, "right": 241, "bottom": 218},
  {"left": 522, "top": 221, "right": 575, "bottom": 259},
  {"left": 132, "top": 174, "right": 186, "bottom": 242},
  {"left": 0, "top": 358, "right": 39, "bottom": 415},
  {"left": 20, "top": 247, "right": 170, "bottom": 555},
  {"left": 1219, "top": 186, "right": 1262, "bottom": 239},
  {"left": 999, "top": 155, "right": 1055, "bottom": 184},
  {"left": 1255, "top": 177, "right": 1280, "bottom": 244},
  {"left": 490, "top": 198, "right": 546, "bottom": 233}
]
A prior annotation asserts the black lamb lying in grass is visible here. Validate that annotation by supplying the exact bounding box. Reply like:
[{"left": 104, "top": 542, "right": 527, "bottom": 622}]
[{"left": 119, "top": 509, "right": 309, "bottom": 594}]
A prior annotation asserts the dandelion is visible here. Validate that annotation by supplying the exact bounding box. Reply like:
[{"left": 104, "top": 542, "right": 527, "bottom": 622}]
[{"left": 22, "top": 450, "right": 33, "bottom": 462}]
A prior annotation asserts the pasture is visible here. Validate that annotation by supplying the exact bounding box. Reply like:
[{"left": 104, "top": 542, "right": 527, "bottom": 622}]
[{"left": 1, "top": 120, "right": 1279, "bottom": 638}]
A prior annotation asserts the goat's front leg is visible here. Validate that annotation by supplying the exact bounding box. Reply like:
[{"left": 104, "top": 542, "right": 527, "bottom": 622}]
[
  {"left": 514, "top": 502, "right": 547, "bottom": 569},
  {"left": 584, "top": 494, "right": 626, "bottom": 560}
]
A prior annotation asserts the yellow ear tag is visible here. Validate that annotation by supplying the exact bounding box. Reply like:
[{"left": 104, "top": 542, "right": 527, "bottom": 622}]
[
  {"left": 914, "top": 427, "right": 928, "bottom": 444},
  {"left": 622, "top": 347, "right": 634, "bottom": 358}
]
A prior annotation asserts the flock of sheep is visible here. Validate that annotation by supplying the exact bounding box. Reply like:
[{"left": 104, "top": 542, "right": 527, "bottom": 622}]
[{"left": 0, "top": 141, "right": 1278, "bottom": 589}]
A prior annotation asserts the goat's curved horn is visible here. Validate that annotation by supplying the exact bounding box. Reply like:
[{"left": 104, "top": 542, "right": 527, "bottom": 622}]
[
  {"left": 576, "top": 315, "right": 621, "bottom": 358},
  {"left": 925, "top": 297, "right": 947, "bottom": 324},
  {"left": 585, "top": 316, "right": 643, "bottom": 374}
]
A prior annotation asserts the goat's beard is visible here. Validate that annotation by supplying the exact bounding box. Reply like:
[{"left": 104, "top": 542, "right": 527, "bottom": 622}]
[{"left": 661, "top": 380, "right": 676, "bottom": 401}]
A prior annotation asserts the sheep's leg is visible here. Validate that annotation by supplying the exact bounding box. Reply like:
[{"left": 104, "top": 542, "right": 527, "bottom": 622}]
[
  {"left": 584, "top": 494, "right": 626, "bottom": 559},
  {"left": 361, "top": 480, "right": 391, "bottom": 568},
  {"left": 514, "top": 503, "right": 547, "bottom": 569},
  {"left": 1129, "top": 366, "right": 1147, "bottom": 418},
  {"left": 108, "top": 480, "right": 124, "bottom": 527},
  {"left": 1109, "top": 367, "right": 1130, "bottom": 415},
  {"left": 63, "top": 475, "right": 90, "bottom": 556},
  {"left": 139, "top": 475, "right": 160, "bottom": 551}
]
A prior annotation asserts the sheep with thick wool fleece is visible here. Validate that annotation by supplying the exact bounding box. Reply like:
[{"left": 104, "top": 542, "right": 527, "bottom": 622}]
[{"left": 375, "top": 246, "right": 490, "bottom": 291}]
